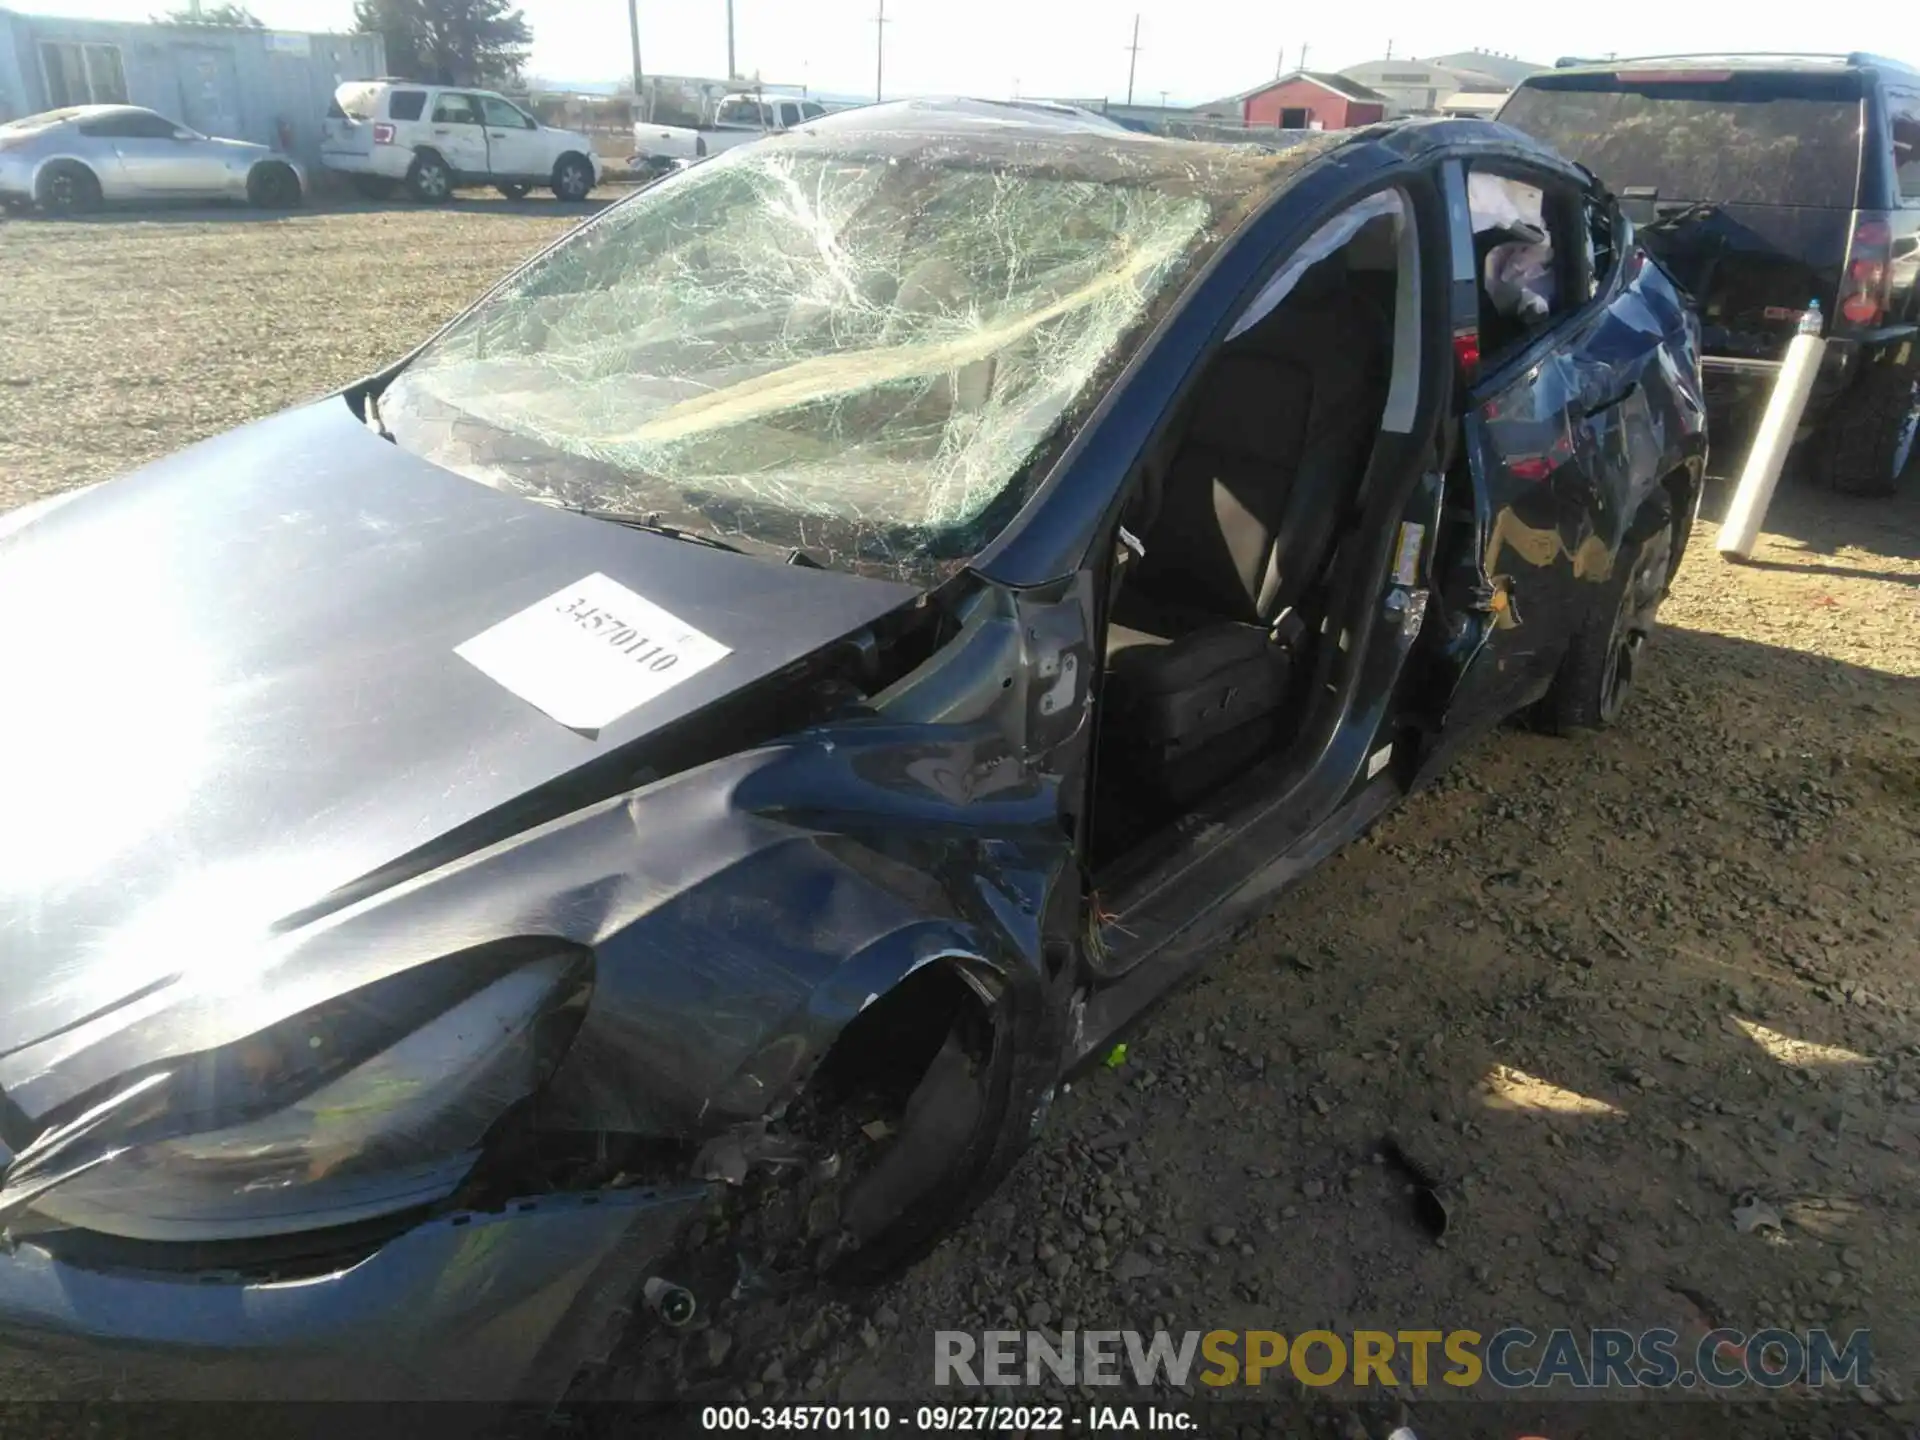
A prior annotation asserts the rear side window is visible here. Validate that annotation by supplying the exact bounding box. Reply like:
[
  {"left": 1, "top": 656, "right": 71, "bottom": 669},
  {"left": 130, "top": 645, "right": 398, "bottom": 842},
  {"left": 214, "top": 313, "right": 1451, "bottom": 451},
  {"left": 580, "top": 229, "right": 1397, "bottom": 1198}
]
[
  {"left": 387, "top": 89, "right": 427, "bottom": 122},
  {"left": 1500, "top": 73, "right": 1865, "bottom": 208},
  {"left": 79, "top": 110, "right": 176, "bottom": 139},
  {"left": 1890, "top": 91, "right": 1920, "bottom": 201},
  {"left": 333, "top": 83, "right": 383, "bottom": 120}
]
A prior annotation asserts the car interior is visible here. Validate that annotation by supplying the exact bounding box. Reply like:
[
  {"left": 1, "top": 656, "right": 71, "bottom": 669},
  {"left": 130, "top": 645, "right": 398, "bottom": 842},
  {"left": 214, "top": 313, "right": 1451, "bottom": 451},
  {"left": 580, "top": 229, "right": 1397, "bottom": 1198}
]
[{"left": 1087, "top": 193, "right": 1415, "bottom": 872}]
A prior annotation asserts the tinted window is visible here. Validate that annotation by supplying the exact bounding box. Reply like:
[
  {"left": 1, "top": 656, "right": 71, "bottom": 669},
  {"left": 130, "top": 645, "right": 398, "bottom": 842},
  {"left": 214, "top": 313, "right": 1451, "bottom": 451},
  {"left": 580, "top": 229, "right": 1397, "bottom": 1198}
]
[
  {"left": 387, "top": 89, "right": 427, "bottom": 122},
  {"left": 78, "top": 109, "right": 176, "bottom": 139},
  {"left": 716, "top": 98, "right": 761, "bottom": 126},
  {"left": 481, "top": 96, "right": 534, "bottom": 129},
  {"left": 432, "top": 94, "right": 481, "bottom": 124},
  {"left": 1500, "top": 73, "right": 1864, "bottom": 207},
  {"left": 1891, "top": 91, "right": 1920, "bottom": 201},
  {"left": 802, "top": 102, "right": 826, "bottom": 119},
  {"left": 778, "top": 103, "right": 801, "bottom": 128}
]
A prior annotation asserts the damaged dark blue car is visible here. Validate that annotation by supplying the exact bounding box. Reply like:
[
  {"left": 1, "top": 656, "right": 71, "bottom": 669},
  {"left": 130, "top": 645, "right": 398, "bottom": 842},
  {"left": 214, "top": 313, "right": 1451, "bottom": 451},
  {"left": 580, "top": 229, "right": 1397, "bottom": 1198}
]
[{"left": 0, "top": 101, "right": 1706, "bottom": 1404}]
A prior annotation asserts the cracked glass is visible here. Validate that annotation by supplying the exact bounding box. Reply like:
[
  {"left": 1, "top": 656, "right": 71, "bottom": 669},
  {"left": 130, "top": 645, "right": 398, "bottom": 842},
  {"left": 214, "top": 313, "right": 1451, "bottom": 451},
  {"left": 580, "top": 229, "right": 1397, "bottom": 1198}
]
[{"left": 378, "top": 132, "right": 1283, "bottom": 585}]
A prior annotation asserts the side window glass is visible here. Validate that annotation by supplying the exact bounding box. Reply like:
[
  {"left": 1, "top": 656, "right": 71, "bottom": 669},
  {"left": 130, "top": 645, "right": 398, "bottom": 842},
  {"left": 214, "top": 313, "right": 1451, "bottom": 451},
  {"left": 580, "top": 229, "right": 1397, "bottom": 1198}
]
[
  {"left": 432, "top": 94, "right": 479, "bottom": 125},
  {"left": 1892, "top": 92, "right": 1920, "bottom": 203},
  {"left": 802, "top": 102, "right": 826, "bottom": 120},
  {"left": 717, "top": 98, "right": 757, "bottom": 126},
  {"left": 778, "top": 102, "right": 801, "bottom": 128},
  {"left": 387, "top": 90, "right": 427, "bottom": 122},
  {"left": 131, "top": 111, "right": 182, "bottom": 138},
  {"left": 1467, "top": 168, "right": 1564, "bottom": 364},
  {"left": 481, "top": 96, "right": 533, "bottom": 129}
]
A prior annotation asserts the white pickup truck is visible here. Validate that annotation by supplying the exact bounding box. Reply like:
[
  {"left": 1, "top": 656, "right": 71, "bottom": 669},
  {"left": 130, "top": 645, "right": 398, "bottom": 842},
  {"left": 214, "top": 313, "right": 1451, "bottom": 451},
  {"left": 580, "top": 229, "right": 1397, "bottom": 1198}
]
[{"left": 630, "top": 93, "right": 830, "bottom": 173}]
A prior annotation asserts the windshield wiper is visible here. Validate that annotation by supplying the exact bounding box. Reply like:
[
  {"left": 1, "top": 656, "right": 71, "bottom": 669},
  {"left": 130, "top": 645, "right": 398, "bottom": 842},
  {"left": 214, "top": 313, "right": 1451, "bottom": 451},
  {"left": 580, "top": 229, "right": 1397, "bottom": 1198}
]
[
  {"left": 559, "top": 507, "right": 749, "bottom": 554},
  {"left": 552, "top": 506, "right": 831, "bottom": 570}
]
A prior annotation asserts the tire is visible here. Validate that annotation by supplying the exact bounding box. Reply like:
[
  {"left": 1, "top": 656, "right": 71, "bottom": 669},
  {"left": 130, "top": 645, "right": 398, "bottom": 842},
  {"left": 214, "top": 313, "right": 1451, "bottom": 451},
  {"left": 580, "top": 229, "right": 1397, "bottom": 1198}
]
[
  {"left": 550, "top": 153, "right": 594, "bottom": 202},
  {"left": 36, "top": 162, "right": 101, "bottom": 216},
  {"left": 1808, "top": 358, "right": 1920, "bottom": 497},
  {"left": 1535, "top": 489, "right": 1676, "bottom": 735},
  {"left": 246, "top": 162, "right": 301, "bottom": 209},
  {"left": 351, "top": 174, "right": 397, "bottom": 201},
  {"left": 405, "top": 151, "right": 453, "bottom": 203},
  {"left": 495, "top": 181, "right": 532, "bottom": 200}
]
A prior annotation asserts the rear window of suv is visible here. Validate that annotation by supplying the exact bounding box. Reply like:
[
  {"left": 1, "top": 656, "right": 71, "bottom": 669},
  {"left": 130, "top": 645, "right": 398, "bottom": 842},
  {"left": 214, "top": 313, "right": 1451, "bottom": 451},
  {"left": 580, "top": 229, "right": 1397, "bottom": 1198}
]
[{"left": 1499, "top": 71, "right": 1865, "bottom": 209}]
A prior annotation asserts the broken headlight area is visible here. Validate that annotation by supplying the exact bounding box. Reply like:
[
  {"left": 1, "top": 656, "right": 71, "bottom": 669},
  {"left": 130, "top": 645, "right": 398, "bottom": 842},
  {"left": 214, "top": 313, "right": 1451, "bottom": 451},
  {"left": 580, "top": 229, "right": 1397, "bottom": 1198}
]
[
  {"left": 575, "top": 963, "right": 1000, "bottom": 1405},
  {"left": 0, "top": 941, "right": 591, "bottom": 1245}
]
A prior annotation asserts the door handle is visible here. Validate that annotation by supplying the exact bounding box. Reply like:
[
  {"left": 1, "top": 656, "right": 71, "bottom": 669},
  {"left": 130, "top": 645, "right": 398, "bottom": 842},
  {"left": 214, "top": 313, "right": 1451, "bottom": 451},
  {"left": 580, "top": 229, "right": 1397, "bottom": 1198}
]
[
  {"left": 1583, "top": 379, "right": 1639, "bottom": 419},
  {"left": 433, "top": 127, "right": 450, "bottom": 135}
]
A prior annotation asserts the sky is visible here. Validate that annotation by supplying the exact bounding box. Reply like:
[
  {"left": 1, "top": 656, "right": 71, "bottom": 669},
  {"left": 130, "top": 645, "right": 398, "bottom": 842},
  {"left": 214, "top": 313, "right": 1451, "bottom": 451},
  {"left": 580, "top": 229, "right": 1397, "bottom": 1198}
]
[{"left": 17, "top": 0, "right": 1874, "bottom": 105}]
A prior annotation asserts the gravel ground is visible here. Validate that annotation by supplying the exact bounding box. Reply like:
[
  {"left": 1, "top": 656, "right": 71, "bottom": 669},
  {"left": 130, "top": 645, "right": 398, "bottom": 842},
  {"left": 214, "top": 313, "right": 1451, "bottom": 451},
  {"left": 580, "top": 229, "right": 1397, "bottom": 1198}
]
[{"left": 2, "top": 204, "right": 1917, "bottom": 1436}]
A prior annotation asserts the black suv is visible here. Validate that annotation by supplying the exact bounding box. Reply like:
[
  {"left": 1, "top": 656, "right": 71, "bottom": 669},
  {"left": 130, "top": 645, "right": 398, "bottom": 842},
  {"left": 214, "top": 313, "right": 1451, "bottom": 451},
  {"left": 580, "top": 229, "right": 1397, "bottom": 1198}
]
[{"left": 1499, "top": 53, "right": 1920, "bottom": 495}]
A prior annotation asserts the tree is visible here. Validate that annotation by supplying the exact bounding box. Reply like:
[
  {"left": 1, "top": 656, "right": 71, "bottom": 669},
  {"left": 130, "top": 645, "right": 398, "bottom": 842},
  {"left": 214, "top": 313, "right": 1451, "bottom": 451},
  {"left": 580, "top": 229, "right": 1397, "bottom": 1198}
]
[
  {"left": 156, "top": 3, "right": 263, "bottom": 23},
  {"left": 352, "top": 0, "right": 532, "bottom": 89}
]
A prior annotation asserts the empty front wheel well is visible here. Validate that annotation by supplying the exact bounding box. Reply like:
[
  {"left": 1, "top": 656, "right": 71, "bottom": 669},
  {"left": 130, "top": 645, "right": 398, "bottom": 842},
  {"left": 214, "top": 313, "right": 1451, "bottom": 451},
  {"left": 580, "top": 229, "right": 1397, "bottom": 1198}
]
[{"left": 805, "top": 960, "right": 997, "bottom": 1113}]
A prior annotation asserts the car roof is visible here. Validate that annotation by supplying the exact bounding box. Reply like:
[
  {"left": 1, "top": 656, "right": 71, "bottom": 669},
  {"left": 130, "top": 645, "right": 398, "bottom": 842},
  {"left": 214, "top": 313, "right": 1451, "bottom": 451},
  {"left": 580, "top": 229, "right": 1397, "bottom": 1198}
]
[
  {"left": 1543, "top": 52, "right": 1919, "bottom": 78},
  {"left": 771, "top": 107, "right": 1575, "bottom": 203},
  {"left": 8, "top": 103, "right": 158, "bottom": 126},
  {"left": 794, "top": 97, "right": 1131, "bottom": 136},
  {"left": 770, "top": 99, "right": 1352, "bottom": 196}
]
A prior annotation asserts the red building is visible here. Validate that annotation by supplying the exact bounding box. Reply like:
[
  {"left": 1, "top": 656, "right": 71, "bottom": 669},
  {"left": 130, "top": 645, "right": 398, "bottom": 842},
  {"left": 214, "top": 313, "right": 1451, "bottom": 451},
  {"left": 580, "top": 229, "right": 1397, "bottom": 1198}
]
[{"left": 1199, "top": 71, "right": 1388, "bottom": 130}]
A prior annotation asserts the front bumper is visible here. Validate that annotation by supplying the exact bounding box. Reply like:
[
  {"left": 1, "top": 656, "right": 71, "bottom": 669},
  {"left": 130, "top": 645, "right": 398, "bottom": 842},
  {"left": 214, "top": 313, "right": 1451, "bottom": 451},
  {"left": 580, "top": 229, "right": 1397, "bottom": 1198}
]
[{"left": 0, "top": 1184, "right": 707, "bottom": 1402}]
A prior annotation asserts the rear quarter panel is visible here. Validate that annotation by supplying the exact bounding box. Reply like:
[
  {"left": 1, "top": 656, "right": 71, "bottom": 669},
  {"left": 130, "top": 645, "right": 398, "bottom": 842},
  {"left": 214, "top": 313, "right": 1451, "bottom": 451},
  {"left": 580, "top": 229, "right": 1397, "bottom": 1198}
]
[{"left": 1577, "top": 243, "right": 1708, "bottom": 554}]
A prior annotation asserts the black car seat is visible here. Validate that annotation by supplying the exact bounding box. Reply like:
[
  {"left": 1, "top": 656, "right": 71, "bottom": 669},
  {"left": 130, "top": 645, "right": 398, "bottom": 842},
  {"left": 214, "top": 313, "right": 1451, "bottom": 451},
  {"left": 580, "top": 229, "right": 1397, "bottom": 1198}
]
[{"left": 1101, "top": 256, "right": 1392, "bottom": 806}]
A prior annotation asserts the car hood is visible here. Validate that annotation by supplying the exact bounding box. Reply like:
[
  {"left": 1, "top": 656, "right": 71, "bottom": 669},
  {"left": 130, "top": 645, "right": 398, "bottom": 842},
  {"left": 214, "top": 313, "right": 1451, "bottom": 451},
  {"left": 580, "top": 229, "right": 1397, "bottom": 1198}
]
[{"left": 0, "top": 399, "right": 920, "bottom": 1065}]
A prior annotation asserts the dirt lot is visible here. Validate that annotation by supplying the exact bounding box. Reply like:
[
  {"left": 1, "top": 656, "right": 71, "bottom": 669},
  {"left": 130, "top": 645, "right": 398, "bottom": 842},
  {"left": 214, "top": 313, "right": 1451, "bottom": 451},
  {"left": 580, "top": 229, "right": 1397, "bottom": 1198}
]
[{"left": 2, "top": 203, "right": 1917, "bottom": 1435}]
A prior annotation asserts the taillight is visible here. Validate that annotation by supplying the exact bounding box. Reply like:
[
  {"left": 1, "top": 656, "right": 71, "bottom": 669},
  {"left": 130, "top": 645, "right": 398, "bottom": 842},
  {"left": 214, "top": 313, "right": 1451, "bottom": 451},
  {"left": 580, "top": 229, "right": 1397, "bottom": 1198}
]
[
  {"left": 1452, "top": 331, "right": 1482, "bottom": 384},
  {"left": 1839, "top": 212, "right": 1893, "bottom": 327},
  {"left": 372, "top": 122, "right": 396, "bottom": 145}
]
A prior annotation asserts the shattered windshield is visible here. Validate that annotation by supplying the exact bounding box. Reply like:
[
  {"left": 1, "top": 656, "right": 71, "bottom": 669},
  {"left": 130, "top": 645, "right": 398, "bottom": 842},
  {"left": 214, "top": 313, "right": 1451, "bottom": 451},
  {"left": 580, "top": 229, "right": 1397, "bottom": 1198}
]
[{"left": 378, "top": 138, "right": 1231, "bottom": 584}]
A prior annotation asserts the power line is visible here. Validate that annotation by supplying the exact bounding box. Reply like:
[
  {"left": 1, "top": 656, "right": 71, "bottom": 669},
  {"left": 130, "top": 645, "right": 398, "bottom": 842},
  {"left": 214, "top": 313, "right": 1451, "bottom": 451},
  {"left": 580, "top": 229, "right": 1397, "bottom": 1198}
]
[{"left": 1124, "top": 13, "right": 1141, "bottom": 106}]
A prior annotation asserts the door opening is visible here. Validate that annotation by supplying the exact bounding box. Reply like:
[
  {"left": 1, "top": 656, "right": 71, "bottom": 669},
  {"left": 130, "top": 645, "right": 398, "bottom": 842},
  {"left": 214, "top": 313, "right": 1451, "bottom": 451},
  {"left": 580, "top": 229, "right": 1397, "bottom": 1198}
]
[{"left": 1087, "top": 190, "right": 1423, "bottom": 878}]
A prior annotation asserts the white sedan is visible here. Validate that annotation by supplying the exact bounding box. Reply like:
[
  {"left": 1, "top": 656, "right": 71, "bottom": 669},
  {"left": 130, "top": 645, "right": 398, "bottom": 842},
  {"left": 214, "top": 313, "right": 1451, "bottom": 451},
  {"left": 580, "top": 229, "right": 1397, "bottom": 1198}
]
[{"left": 0, "top": 104, "right": 305, "bottom": 215}]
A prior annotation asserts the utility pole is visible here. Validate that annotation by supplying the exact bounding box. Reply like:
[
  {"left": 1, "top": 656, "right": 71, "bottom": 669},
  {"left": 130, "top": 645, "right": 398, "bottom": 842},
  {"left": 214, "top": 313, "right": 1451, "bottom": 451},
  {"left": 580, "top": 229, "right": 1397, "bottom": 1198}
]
[
  {"left": 1385, "top": 38, "right": 1394, "bottom": 59},
  {"left": 627, "top": 0, "right": 645, "bottom": 120},
  {"left": 1274, "top": 45, "right": 1285, "bottom": 77},
  {"left": 1124, "top": 14, "right": 1141, "bottom": 106},
  {"left": 1298, "top": 41, "right": 1310, "bottom": 71},
  {"left": 874, "top": 0, "right": 889, "bottom": 102},
  {"left": 725, "top": 0, "right": 736, "bottom": 81}
]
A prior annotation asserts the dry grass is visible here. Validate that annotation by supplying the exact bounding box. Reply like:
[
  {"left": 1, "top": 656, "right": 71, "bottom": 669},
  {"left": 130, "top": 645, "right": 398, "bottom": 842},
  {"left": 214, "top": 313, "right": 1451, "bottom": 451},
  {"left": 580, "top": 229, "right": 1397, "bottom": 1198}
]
[{"left": 0, "top": 196, "right": 593, "bottom": 511}]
